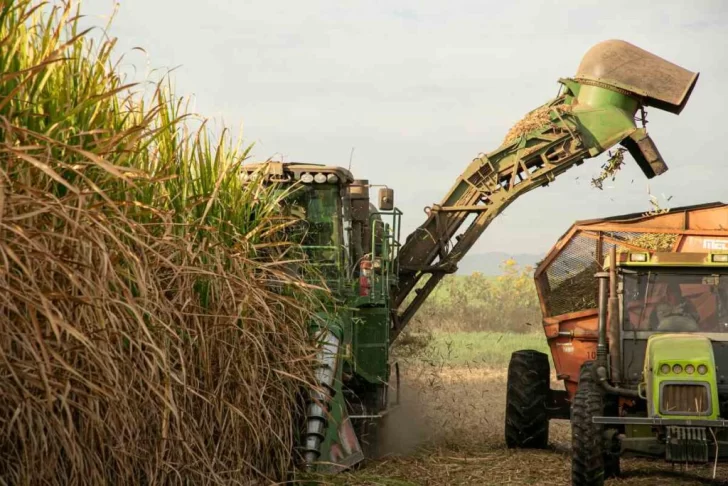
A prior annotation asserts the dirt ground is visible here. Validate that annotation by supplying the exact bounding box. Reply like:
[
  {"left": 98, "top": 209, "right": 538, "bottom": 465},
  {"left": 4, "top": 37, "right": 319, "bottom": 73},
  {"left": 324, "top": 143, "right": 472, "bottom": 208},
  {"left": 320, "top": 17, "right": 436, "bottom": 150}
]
[{"left": 334, "top": 366, "right": 728, "bottom": 486}]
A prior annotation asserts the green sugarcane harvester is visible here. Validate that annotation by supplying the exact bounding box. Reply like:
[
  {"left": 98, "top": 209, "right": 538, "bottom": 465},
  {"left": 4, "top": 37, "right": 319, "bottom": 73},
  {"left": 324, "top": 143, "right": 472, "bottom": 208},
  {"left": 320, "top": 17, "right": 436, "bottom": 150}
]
[{"left": 240, "top": 40, "right": 699, "bottom": 473}]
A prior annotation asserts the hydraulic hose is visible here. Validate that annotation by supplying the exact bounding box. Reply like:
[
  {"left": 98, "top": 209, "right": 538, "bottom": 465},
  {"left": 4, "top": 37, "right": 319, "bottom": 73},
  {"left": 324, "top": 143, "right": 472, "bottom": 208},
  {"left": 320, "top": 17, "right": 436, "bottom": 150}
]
[{"left": 596, "top": 365, "right": 640, "bottom": 398}]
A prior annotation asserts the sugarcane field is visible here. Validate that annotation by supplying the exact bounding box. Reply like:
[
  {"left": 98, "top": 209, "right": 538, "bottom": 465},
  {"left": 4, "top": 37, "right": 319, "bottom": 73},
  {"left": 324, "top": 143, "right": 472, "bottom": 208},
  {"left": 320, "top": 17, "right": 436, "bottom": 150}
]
[{"left": 3, "top": 1, "right": 728, "bottom": 485}]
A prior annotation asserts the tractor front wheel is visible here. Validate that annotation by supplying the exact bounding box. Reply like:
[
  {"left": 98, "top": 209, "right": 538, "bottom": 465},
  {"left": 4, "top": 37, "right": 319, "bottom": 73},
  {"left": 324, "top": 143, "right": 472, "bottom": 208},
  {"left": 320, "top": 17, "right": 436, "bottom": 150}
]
[
  {"left": 505, "top": 349, "right": 550, "bottom": 449},
  {"left": 571, "top": 362, "right": 620, "bottom": 486}
]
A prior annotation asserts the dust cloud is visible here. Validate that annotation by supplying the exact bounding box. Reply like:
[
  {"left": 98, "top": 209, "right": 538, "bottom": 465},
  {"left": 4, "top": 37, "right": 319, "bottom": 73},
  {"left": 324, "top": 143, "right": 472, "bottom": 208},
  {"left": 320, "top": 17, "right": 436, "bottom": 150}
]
[{"left": 374, "top": 379, "right": 431, "bottom": 458}]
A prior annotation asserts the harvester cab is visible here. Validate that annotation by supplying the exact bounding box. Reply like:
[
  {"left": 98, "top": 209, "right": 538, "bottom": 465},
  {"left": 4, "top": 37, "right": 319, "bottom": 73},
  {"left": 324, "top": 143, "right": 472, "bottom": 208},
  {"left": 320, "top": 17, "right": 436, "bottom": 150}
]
[{"left": 241, "top": 162, "right": 400, "bottom": 294}]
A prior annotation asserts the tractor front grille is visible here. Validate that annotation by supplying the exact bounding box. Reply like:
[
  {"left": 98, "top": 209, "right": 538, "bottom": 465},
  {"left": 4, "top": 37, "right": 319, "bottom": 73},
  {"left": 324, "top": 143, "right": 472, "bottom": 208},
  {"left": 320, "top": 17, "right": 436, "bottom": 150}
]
[
  {"left": 666, "top": 426, "right": 709, "bottom": 463},
  {"left": 660, "top": 384, "right": 710, "bottom": 415}
]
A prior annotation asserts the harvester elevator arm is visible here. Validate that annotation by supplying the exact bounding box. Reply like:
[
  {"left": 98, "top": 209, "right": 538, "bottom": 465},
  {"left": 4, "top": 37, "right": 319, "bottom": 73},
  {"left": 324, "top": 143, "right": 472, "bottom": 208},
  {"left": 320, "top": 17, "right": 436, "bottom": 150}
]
[{"left": 391, "top": 40, "right": 698, "bottom": 340}]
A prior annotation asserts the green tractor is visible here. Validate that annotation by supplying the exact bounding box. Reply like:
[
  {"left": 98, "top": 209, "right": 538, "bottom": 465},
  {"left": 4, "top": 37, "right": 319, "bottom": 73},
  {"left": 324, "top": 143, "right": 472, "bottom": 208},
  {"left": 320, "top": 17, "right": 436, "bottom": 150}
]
[
  {"left": 572, "top": 246, "right": 728, "bottom": 485},
  {"left": 241, "top": 162, "right": 402, "bottom": 472}
]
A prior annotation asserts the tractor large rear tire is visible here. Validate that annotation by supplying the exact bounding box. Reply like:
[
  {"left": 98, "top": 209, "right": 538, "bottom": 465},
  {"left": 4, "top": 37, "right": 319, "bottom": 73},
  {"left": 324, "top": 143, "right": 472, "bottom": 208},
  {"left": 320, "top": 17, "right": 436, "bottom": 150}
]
[
  {"left": 571, "top": 362, "right": 620, "bottom": 486},
  {"left": 505, "top": 349, "right": 550, "bottom": 449}
]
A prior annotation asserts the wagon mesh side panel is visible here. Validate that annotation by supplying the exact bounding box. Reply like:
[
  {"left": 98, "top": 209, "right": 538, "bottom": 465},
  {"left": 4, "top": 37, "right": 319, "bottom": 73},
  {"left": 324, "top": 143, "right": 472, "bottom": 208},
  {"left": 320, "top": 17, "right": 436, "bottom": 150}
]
[
  {"left": 541, "top": 229, "right": 675, "bottom": 317},
  {"left": 544, "top": 233, "right": 599, "bottom": 317}
]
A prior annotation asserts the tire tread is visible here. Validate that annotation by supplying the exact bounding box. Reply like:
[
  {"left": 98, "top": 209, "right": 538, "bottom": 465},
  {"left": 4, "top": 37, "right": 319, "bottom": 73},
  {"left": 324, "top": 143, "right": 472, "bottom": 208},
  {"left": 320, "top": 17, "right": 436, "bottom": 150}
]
[{"left": 505, "top": 350, "right": 550, "bottom": 449}]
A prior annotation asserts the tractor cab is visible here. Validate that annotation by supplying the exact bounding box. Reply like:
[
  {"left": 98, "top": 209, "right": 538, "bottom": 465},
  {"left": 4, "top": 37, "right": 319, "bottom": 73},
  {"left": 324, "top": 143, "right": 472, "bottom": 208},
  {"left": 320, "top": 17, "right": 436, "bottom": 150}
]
[
  {"left": 619, "top": 251, "right": 728, "bottom": 334},
  {"left": 611, "top": 250, "right": 728, "bottom": 394}
]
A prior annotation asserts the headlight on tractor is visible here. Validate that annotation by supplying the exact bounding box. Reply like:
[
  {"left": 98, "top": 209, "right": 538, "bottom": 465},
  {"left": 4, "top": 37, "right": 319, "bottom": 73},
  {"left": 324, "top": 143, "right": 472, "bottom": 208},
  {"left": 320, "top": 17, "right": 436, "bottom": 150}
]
[
  {"left": 660, "top": 363, "right": 670, "bottom": 374},
  {"left": 698, "top": 364, "right": 708, "bottom": 375},
  {"left": 672, "top": 364, "right": 683, "bottom": 374},
  {"left": 685, "top": 364, "right": 695, "bottom": 374},
  {"left": 630, "top": 252, "right": 649, "bottom": 262}
]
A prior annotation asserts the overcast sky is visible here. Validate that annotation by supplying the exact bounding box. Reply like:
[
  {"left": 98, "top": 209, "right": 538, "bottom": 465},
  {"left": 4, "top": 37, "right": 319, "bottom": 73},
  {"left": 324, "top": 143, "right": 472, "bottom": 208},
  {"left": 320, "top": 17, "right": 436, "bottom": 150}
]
[{"left": 83, "top": 1, "right": 728, "bottom": 256}]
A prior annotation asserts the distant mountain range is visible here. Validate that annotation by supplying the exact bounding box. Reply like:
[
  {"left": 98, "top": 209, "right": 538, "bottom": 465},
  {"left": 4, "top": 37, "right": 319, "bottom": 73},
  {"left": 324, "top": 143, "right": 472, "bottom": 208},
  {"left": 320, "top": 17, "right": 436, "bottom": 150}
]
[{"left": 455, "top": 251, "right": 544, "bottom": 275}]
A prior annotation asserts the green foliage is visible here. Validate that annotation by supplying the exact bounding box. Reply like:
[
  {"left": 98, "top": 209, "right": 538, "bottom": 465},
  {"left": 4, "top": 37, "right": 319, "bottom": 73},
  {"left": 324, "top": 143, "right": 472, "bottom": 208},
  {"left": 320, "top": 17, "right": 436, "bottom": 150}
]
[
  {"left": 393, "top": 330, "right": 550, "bottom": 368},
  {"left": 429, "top": 331, "right": 551, "bottom": 367},
  {"left": 412, "top": 259, "right": 542, "bottom": 333}
]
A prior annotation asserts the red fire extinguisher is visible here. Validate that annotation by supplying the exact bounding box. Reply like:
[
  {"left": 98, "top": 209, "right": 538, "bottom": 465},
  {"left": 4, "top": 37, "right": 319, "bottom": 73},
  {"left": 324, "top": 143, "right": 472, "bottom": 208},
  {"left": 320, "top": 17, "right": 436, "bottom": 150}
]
[{"left": 359, "top": 259, "right": 372, "bottom": 296}]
